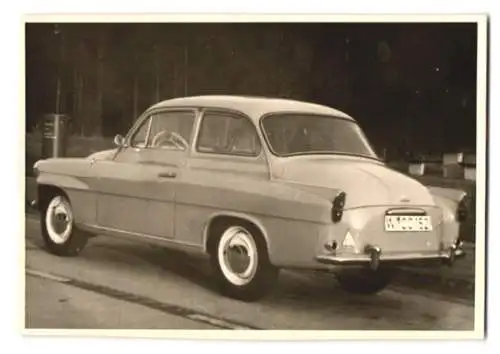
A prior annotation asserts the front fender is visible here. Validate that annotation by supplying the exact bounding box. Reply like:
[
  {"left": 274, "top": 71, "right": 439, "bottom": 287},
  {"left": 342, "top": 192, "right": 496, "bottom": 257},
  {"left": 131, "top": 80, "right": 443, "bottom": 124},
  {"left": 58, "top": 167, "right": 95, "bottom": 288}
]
[
  {"left": 37, "top": 172, "right": 90, "bottom": 191},
  {"left": 33, "top": 158, "right": 97, "bottom": 225}
]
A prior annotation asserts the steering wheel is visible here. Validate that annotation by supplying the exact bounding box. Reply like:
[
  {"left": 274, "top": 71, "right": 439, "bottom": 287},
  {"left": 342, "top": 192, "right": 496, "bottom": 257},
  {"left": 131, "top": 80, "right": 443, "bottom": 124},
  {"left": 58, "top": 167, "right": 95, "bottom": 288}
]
[{"left": 151, "top": 130, "right": 189, "bottom": 150}]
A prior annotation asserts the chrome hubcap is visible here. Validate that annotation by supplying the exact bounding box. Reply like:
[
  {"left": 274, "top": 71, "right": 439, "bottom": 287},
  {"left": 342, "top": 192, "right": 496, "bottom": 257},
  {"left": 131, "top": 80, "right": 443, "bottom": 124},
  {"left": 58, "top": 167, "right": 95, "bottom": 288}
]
[
  {"left": 45, "top": 196, "right": 73, "bottom": 244},
  {"left": 218, "top": 226, "right": 258, "bottom": 286}
]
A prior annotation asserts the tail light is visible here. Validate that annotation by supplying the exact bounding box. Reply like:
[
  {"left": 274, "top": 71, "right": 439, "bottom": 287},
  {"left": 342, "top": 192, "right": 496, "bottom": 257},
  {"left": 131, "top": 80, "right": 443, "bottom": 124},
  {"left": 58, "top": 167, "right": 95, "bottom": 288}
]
[
  {"left": 457, "top": 195, "right": 468, "bottom": 222},
  {"left": 332, "top": 191, "right": 346, "bottom": 223}
]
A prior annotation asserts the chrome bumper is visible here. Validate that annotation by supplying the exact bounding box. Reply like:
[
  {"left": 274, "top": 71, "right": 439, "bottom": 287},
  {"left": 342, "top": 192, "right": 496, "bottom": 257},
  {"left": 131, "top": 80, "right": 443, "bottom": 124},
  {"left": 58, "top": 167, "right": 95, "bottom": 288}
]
[{"left": 315, "top": 244, "right": 466, "bottom": 270}]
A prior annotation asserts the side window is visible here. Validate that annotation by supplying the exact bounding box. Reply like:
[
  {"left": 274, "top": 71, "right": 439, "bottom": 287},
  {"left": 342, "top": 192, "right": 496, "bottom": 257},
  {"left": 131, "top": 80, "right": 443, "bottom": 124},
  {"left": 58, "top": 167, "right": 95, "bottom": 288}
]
[
  {"left": 196, "top": 111, "right": 261, "bottom": 156},
  {"left": 130, "top": 117, "right": 152, "bottom": 148},
  {"left": 148, "top": 110, "right": 195, "bottom": 151}
]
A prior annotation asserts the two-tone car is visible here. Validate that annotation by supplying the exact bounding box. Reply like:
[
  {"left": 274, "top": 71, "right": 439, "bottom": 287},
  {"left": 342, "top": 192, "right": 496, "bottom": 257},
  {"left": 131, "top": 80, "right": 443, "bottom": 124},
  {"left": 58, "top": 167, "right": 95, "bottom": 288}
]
[{"left": 32, "top": 95, "right": 468, "bottom": 301}]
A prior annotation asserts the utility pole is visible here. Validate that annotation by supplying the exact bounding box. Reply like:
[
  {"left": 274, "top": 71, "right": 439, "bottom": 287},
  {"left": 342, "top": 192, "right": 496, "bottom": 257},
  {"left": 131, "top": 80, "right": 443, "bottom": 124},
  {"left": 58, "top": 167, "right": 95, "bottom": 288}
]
[
  {"left": 95, "top": 26, "right": 105, "bottom": 136},
  {"left": 133, "top": 52, "right": 139, "bottom": 119},
  {"left": 153, "top": 44, "right": 160, "bottom": 102},
  {"left": 183, "top": 42, "right": 188, "bottom": 96},
  {"left": 54, "top": 24, "right": 63, "bottom": 114}
]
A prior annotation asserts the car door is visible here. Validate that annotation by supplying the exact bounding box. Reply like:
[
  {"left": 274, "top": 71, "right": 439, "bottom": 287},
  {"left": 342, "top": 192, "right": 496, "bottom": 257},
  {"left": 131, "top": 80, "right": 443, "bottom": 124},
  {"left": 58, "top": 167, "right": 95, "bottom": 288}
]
[
  {"left": 173, "top": 109, "right": 269, "bottom": 246},
  {"left": 93, "top": 108, "right": 197, "bottom": 239}
]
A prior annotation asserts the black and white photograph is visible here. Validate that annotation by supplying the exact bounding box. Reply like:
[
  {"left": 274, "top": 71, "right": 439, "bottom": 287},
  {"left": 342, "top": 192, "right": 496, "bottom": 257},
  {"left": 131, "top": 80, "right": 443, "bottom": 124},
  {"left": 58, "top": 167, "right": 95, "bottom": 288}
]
[{"left": 21, "top": 13, "right": 487, "bottom": 340}]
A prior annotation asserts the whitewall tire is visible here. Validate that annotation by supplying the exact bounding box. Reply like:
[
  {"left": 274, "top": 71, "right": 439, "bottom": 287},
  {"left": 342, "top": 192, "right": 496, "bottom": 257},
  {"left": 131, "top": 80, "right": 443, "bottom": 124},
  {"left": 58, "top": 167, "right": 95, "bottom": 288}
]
[
  {"left": 40, "top": 193, "right": 88, "bottom": 257},
  {"left": 211, "top": 223, "right": 278, "bottom": 302}
]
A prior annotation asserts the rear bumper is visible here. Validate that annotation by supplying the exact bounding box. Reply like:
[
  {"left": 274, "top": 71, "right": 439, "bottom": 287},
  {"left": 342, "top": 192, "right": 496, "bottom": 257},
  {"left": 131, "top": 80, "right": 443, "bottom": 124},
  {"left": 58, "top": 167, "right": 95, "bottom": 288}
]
[{"left": 315, "top": 244, "right": 465, "bottom": 269}]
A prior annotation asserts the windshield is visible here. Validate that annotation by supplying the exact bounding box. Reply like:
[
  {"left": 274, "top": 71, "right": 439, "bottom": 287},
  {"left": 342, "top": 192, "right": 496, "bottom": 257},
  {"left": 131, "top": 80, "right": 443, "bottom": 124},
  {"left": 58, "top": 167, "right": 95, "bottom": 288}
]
[{"left": 261, "top": 113, "right": 379, "bottom": 159}]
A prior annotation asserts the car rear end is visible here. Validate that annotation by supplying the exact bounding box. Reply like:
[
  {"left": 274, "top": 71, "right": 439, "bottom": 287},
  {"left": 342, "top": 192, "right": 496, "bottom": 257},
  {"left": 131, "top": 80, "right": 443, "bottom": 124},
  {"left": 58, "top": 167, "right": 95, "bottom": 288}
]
[{"left": 314, "top": 196, "right": 466, "bottom": 271}]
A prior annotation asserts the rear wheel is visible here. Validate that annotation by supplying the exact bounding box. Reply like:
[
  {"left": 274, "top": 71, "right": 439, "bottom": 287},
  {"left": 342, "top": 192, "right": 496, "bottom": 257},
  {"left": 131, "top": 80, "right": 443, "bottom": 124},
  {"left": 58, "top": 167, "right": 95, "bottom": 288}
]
[
  {"left": 210, "top": 223, "right": 279, "bottom": 302},
  {"left": 336, "top": 267, "right": 395, "bottom": 295},
  {"left": 40, "top": 193, "right": 88, "bottom": 257}
]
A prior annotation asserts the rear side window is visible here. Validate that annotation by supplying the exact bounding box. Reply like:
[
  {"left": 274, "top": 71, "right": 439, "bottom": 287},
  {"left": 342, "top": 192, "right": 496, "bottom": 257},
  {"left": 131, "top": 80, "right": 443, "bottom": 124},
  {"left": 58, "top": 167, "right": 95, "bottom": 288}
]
[{"left": 196, "top": 111, "right": 261, "bottom": 157}]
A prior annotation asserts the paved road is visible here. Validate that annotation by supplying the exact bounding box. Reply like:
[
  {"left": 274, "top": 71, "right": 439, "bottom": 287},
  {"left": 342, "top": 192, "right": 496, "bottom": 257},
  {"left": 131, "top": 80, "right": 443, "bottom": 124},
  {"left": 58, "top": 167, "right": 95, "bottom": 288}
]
[
  {"left": 24, "top": 216, "right": 475, "bottom": 331},
  {"left": 26, "top": 275, "right": 215, "bottom": 329}
]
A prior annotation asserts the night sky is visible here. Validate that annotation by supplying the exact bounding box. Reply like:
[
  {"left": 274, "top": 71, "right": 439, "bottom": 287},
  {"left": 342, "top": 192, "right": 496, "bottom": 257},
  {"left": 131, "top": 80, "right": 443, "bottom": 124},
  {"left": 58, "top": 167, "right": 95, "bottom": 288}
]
[{"left": 25, "top": 22, "right": 477, "bottom": 159}]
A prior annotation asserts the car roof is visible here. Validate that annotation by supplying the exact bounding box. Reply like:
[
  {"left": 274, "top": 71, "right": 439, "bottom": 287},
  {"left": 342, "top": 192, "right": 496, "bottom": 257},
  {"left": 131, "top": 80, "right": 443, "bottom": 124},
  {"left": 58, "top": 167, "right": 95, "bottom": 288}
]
[{"left": 150, "top": 95, "right": 355, "bottom": 122}]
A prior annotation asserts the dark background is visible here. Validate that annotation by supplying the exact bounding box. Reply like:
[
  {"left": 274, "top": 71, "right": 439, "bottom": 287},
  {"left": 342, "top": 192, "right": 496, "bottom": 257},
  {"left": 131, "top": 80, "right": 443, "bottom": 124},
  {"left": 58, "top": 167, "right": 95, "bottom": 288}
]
[{"left": 25, "top": 22, "right": 477, "bottom": 160}]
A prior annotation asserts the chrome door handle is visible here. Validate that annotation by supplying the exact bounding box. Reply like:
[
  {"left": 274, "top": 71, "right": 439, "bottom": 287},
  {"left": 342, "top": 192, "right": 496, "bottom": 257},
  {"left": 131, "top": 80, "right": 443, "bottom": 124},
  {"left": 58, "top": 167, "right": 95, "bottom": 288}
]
[{"left": 158, "top": 171, "right": 177, "bottom": 179}]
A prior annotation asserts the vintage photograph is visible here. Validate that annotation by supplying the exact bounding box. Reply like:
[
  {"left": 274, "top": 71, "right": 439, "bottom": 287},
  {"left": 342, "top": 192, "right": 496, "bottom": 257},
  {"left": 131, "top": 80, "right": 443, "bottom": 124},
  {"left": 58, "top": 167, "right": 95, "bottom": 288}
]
[{"left": 23, "top": 15, "right": 487, "bottom": 337}]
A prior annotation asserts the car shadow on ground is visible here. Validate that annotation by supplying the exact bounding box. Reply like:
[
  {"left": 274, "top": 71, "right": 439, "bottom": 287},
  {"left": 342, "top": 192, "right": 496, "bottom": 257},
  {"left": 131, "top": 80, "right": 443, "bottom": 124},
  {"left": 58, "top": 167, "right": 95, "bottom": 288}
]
[
  {"left": 109, "top": 245, "right": 454, "bottom": 330},
  {"left": 25, "top": 231, "right": 472, "bottom": 330},
  {"left": 26, "top": 233, "right": 395, "bottom": 302}
]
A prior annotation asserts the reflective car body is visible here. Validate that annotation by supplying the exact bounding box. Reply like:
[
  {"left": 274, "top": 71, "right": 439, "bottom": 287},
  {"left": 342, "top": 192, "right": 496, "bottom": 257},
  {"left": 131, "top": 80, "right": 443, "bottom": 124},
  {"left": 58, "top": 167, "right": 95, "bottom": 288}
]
[{"left": 33, "top": 95, "right": 467, "bottom": 275}]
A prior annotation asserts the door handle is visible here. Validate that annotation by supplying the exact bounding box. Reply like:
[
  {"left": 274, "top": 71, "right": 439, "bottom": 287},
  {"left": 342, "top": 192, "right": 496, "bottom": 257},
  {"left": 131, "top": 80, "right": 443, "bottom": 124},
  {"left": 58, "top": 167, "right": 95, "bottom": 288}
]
[{"left": 158, "top": 171, "right": 177, "bottom": 179}]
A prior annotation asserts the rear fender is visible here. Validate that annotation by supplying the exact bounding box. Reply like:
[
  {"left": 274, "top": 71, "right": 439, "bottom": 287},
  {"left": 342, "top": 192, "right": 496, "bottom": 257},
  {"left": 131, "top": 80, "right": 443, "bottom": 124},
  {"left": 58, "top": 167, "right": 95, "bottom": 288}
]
[
  {"left": 427, "top": 185, "right": 467, "bottom": 221},
  {"left": 427, "top": 186, "right": 467, "bottom": 248}
]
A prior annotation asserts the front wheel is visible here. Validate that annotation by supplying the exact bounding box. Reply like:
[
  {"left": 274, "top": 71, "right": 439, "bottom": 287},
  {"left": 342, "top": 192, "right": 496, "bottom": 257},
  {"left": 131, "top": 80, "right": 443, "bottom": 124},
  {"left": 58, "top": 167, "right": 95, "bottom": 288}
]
[
  {"left": 336, "top": 267, "right": 395, "bottom": 295},
  {"left": 210, "top": 224, "right": 279, "bottom": 302},
  {"left": 40, "top": 193, "right": 88, "bottom": 257}
]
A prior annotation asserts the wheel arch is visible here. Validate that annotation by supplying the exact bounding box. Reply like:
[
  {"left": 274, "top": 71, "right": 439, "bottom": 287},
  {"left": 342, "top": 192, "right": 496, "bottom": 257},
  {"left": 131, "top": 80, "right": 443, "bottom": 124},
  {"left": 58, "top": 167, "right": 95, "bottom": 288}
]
[
  {"left": 203, "top": 212, "right": 271, "bottom": 260},
  {"left": 37, "top": 184, "right": 71, "bottom": 212}
]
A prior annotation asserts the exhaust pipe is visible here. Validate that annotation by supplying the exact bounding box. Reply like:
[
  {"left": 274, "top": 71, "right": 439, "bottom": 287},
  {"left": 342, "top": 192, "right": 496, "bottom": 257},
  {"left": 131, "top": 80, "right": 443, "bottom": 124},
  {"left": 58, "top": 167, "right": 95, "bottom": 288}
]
[
  {"left": 443, "top": 238, "right": 467, "bottom": 266},
  {"left": 365, "top": 245, "right": 382, "bottom": 270},
  {"left": 443, "top": 244, "right": 458, "bottom": 267}
]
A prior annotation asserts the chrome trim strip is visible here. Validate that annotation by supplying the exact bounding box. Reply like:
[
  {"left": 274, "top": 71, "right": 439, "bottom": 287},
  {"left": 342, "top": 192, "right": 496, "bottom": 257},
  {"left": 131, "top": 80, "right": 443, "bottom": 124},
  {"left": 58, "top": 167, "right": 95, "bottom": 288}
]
[
  {"left": 76, "top": 222, "right": 203, "bottom": 250},
  {"left": 385, "top": 207, "right": 427, "bottom": 216}
]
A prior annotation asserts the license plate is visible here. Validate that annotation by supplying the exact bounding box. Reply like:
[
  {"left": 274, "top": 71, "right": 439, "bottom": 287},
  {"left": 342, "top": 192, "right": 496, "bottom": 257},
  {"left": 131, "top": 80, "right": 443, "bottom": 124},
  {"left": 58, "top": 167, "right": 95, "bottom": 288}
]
[{"left": 384, "top": 215, "right": 432, "bottom": 232}]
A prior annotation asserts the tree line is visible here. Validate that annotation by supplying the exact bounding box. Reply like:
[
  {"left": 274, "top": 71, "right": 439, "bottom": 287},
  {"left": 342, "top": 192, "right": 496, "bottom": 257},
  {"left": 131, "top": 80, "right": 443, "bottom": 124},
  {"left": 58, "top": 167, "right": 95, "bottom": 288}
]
[{"left": 25, "top": 22, "right": 477, "bottom": 157}]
